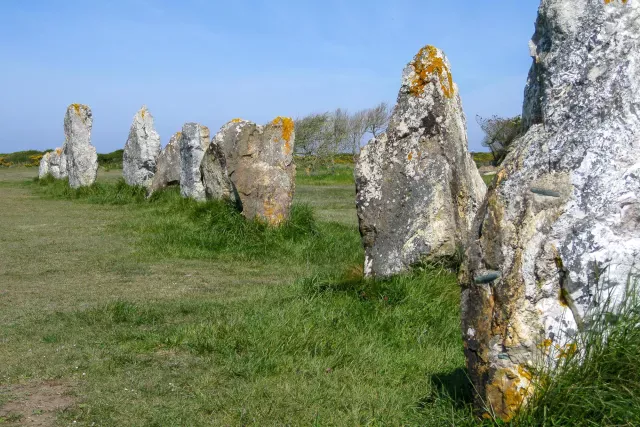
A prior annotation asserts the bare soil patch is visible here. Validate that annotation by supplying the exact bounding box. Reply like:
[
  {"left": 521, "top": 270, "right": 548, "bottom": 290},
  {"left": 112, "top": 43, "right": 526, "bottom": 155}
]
[{"left": 0, "top": 381, "right": 75, "bottom": 426}]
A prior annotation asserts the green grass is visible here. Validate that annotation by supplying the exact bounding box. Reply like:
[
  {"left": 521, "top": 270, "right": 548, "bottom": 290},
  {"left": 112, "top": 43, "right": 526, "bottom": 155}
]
[
  {"left": 3, "top": 168, "right": 638, "bottom": 426},
  {"left": 97, "top": 149, "right": 124, "bottom": 169},
  {"left": 513, "top": 290, "right": 640, "bottom": 426},
  {"left": 0, "top": 174, "right": 478, "bottom": 425},
  {"left": 296, "top": 164, "right": 355, "bottom": 186}
]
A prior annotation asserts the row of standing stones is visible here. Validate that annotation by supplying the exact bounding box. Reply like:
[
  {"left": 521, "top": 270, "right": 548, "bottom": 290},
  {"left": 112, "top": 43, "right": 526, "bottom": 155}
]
[
  {"left": 39, "top": 104, "right": 296, "bottom": 226},
  {"left": 37, "top": 0, "right": 638, "bottom": 420},
  {"left": 355, "top": 0, "right": 639, "bottom": 420}
]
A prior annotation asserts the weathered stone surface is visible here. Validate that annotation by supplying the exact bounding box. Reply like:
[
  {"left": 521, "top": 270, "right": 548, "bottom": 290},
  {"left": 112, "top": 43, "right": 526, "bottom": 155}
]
[
  {"left": 179, "top": 123, "right": 210, "bottom": 201},
  {"left": 147, "top": 132, "right": 181, "bottom": 196},
  {"left": 200, "top": 136, "right": 237, "bottom": 204},
  {"left": 63, "top": 104, "right": 97, "bottom": 188},
  {"left": 355, "top": 45, "right": 486, "bottom": 278},
  {"left": 49, "top": 147, "right": 67, "bottom": 179},
  {"left": 123, "top": 106, "right": 161, "bottom": 188},
  {"left": 461, "top": 0, "right": 640, "bottom": 420},
  {"left": 38, "top": 152, "right": 51, "bottom": 178},
  {"left": 213, "top": 117, "right": 296, "bottom": 225}
]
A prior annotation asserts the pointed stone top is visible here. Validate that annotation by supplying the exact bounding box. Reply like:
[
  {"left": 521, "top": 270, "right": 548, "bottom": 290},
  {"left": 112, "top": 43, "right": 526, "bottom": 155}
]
[
  {"left": 68, "top": 103, "right": 91, "bottom": 116},
  {"left": 406, "top": 45, "right": 454, "bottom": 99}
]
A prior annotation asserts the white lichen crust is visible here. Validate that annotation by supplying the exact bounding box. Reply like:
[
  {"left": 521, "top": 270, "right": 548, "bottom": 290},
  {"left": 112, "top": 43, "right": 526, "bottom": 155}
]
[{"left": 461, "top": 0, "right": 640, "bottom": 420}]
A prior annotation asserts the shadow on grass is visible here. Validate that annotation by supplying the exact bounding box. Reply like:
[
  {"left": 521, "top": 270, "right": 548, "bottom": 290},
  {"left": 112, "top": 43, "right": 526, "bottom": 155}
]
[{"left": 424, "top": 367, "right": 474, "bottom": 409}]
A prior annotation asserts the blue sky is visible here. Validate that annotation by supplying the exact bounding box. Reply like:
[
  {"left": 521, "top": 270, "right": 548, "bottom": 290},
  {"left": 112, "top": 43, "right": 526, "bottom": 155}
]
[{"left": 0, "top": 0, "right": 540, "bottom": 153}]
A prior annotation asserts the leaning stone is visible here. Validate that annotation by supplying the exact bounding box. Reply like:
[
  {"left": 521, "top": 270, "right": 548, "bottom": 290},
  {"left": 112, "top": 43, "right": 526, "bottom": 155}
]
[
  {"left": 355, "top": 45, "right": 486, "bottom": 278},
  {"left": 200, "top": 137, "right": 237, "bottom": 204},
  {"left": 179, "top": 123, "right": 210, "bottom": 201},
  {"left": 461, "top": 0, "right": 640, "bottom": 420},
  {"left": 147, "top": 132, "right": 181, "bottom": 196},
  {"left": 49, "top": 147, "right": 68, "bottom": 179},
  {"left": 38, "top": 152, "right": 51, "bottom": 178},
  {"left": 214, "top": 117, "right": 296, "bottom": 225},
  {"left": 123, "top": 106, "right": 161, "bottom": 188},
  {"left": 63, "top": 104, "right": 97, "bottom": 188}
]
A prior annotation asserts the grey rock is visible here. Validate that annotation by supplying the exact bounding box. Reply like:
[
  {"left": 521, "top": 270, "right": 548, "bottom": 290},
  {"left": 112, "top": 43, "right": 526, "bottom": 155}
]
[
  {"left": 49, "top": 147, "right": 68, "bottom": 179},
  {"left": 179, "top": 123, "right": 210, "bottom": 201},
  {"left": 38, "top": 152, "right": 51, "bottom": 178},
  {"left": 123, "top": 106, "right": 161, "bottom": 188},
  {"left": 461, "top": 0, "right": 640, "bottom": 419},
  {"left": 63, "top": 104, "right": 97, "bottom": 188},
  {"left": 355, "top": 45, "right": 486, "bottom": 278},
  {"left": 147, "top": 132, "right": 181, "bottom": 196},
  {"left": 214, "top": 117, "right": 296, "bottom": 225},
  {"left": 200, "top": 136, "right": 237, "bottom": 204}
]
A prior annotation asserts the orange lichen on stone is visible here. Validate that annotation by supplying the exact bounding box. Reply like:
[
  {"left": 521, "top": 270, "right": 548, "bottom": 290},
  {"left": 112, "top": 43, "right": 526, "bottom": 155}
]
[
  {"left": 71, "top": 104, "right": 82, "bottom": 115},
  {"left": 55, "top": 148, "right": 62, "bottom": 155},
  {"left": 407, "top": 152, "right": 413, "bottom": 160},
  {"left": 263, "top": 199, "right": 285, "bottom": 226},
  {"left": 604, "top": 0, "right": 628, "bottom": 4},
  {"left": 409, "top": 45, "right": 454, "bottom": 98},
  {"left": 271, "top": 116, "right": 294, "bottom": 155},
  {"left": 231, "top": 118, "right": 243, "bottom": 123},
  {"left": 557, "top": 343, "right": 577, "bottom": 359}
]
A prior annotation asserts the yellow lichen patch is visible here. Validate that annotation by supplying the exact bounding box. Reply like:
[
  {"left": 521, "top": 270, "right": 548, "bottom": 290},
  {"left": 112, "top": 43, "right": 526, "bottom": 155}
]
[
  {"left": 518, "top": 365, "right": 533, "bottom": 381},
  {"left": 231, "top": 118, "right": 243, "bottom": 123},
  {"left": 262, "top": 199, "right": 285, "bottom": 226},
  {"left": 407, "top": 151, "right": 413, "bottom": 160},
  {"left": 604, "top": 0, "right": 628, "bottom": 4},
  {"left": 55, "top": 148, "right": 62, "bottom": 155},
  {"left": 538, "top": 338, "right": 553, "bottom": 352},
  {"left": 557, "top": 343, "right": 577, "bottom": 359},
  {"left": 271, "top": 116, "right": 294, "bottom": 155},
  {"left": 409, "top": 45, "right": 454, "bottom": 98},
  {"left": 71, "top": 103, "right": 84, "bottom": 115}
]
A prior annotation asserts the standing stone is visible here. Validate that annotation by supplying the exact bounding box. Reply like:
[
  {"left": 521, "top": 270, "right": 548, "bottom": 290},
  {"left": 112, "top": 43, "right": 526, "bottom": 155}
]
[
  {"left": 461, "top": 0, "right": 640, "bottom": 420},
  {"left": 179, "top": 123, "right": 210, "bottom": 201},
  {"left": 147, "top": 132, "right": 181, "bottom": 196},
  {"left": 49, "top": 147, "right": 68, "bottom": 179},
  {"left": 63, "top": 104, "right": 97, "bottom": 188},
  {"left": 213, "top": 117, "right": 296, "bottom": 225},
  {"left": 123, "top": 106, "right": 161, "bottom": 188},
  {"left": 200, "top": 135, "right": 237, "bottom": 204},
  {"left": 355, "top": 45, "right": 486, "bottom": 278},
  {"left": 38, "top": 152, "right": 51, "bottom": 178}
]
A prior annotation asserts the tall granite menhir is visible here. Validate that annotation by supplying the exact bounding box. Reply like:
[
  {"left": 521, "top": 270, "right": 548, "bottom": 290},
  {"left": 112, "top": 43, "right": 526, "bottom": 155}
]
[
  {"left": 123, "top": 106, "right": 161, "bottom": 188},
  {"left": 205, "top": 117, "right": 296, "bottom": 225},
  {"left": 63, "top": 104, "right": 98, "bottom": 188},
  {"left": 461, "top": 0, "right": 640, "bottom": 420},
  {"left": 355, "top": 45, "right": 486, "bottom": 278}
]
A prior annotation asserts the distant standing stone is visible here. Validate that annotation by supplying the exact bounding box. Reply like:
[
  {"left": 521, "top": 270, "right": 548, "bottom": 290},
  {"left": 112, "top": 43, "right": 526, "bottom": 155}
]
[
  {"left": 200, "top": 133, "right": 237, "bottom": 204},
  {"left": 49, "top": 147, "right": 68, "bottom": 179},
  {"left": 355, "top": 45, "right": 486, "bottom": 278},
  {"left": 63, "top": 104, "right": 97, "bottom": 188},
  {"left": 38, "top": 152, "right": 51, "bottom": 178},
  {"left": 213, "top": 117, "right": 296, "bottom": 225},
  {"left": 179, "top": 123, "right": 210, "bottom": 201},
  {"left": 147, "top": 132, "right": 181, "bottom": 196},
  {"left": 123, "top": 106, "right": 161, "bottom": 188}
]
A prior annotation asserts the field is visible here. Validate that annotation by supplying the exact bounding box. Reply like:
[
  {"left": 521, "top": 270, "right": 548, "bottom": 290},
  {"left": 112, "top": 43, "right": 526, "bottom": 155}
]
[
  {"left": 2, "top": 165, "right": 637, "bottom": 426},
  {"left": 0, "top": 166, "right": 474, "bottom": 426}
]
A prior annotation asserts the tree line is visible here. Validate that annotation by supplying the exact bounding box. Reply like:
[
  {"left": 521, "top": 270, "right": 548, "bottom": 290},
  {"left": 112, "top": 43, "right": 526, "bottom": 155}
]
[{"left": 294, "top": 102, "right": 391, "bottom": 171}]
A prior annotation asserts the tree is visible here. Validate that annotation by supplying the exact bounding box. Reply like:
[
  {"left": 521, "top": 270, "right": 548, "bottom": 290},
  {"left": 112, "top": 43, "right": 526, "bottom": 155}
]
[
  {"left": 347, "top": 109, "right": 367, "bottom": 160},
  {"left": 294, "top": 112, "right": 329, "bottom": 157},
  {"left": 476, "top": 115, "right": 522, "bottom": 165},
  {"left": 364, "top": 102, "right": 391, "bottom": 137}
]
